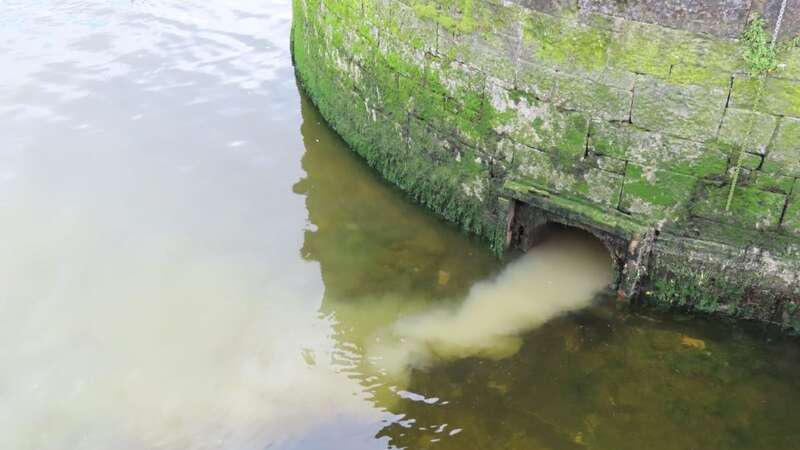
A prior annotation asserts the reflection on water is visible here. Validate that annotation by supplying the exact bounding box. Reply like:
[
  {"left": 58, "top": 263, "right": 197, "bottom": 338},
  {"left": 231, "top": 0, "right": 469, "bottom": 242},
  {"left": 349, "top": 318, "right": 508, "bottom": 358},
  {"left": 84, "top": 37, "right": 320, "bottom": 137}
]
[{"left": 2, "top": 1, "right": 800, "bottom": 450}]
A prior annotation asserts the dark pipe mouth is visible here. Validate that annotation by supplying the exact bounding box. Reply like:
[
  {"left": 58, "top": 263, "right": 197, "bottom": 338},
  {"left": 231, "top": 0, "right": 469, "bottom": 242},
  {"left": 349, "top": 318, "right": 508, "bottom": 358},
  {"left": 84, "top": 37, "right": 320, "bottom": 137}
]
[
  {"left": 506, "top": 201, "right": 629, "bottom": 292},
  {"left": 514, "top": 220, "right": 621, "bottom": 290},
  {"left": 524, "top": 222, "right": 573, "bottom": 250}
]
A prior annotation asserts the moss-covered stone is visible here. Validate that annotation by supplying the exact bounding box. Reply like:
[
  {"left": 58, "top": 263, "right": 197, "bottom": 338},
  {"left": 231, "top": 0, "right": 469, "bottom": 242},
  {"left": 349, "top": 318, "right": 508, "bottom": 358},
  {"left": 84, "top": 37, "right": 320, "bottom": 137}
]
[
  {"left": 551, "top": 74, "right": 632, "bottom": 121},
  {"left": 619, "top": 164, "right": 697, "bottom": 219},
  {"left": 760, "top": 78, "right": 800, "bottom": 118},
  {"left": 669, "top": 64, "right": 731, "bottom": 89},
  {"left": 762, "top": 117, "right": 800, "bottom": 177},
  {"left": 631, "top": 77, "right": 727, "bottom": 141},
  {"left": 783, "top": 193, "right": 800, "bottom": 237},
  {"left": 718, "top": 108, "right": 778, "bottom": 154},
  {"left": 589, "top": 121, "right": 727, "bottom": 177},
  {"left": 691, "top": 182, "right": 786, "bottom": 230},
  {"left": 521, "top": 10, "right": 611, "bottom": 72},
  {"left": 491, "top": 85, "right": 588, "bottom": 160},
  {"left": 731, "top": 75, "right": 800, "bottom": 118},
  {"left": 607, "top": 20, "right": 672, "bottom": 77},
  {"left": 509, "top": 143, "right": 623, "bottom": 207},
  {"left": 745, "top": 170, "right": 795, "bottom": 194}
]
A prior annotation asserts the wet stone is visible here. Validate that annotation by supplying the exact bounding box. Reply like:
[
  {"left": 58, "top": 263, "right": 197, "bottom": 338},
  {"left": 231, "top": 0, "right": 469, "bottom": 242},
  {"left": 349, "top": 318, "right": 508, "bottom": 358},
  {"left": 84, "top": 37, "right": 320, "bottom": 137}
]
[
  {"left": 763, "top": 117, "right": 800, "bottom": 177},
  {"left": 718, "top": 108, "right": 778, "bottom": 155},
  {"left": 631, "top": 77, "right": 727, "bottom": 141},
  {"left": 578, "top": 0, "right": 750, "bottom": 38},
  {"left": 620, "top": 164, "right": 697, "bottom": 220},
  {"left": 691, "top": 182, "right": 787, "bottom": 230}
]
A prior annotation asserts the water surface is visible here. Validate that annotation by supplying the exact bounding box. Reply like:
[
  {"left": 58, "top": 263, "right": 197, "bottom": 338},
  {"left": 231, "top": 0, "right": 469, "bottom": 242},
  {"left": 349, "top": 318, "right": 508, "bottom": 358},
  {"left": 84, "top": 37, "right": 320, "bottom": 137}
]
[{"left": 2, "top": 2, "right": 800, "bottom": 449}]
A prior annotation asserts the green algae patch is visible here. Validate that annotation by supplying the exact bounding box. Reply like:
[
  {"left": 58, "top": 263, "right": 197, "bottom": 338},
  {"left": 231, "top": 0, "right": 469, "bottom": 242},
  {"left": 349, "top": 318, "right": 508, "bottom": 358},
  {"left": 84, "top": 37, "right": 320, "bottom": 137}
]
[
  {"left": 620, "top": 164, "right": 697, "bottom": 220},
  {"left": 692, "top": 182, "right": 786, "bottom": 231}
]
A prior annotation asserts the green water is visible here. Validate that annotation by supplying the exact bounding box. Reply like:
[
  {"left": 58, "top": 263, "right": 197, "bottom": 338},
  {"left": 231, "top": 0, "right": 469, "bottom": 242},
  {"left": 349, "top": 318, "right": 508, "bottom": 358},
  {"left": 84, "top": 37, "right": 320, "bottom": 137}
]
[
  {"left": 1, "top": 1, "right": 799, "bottom": 449},
  {"left": 297, "top": 97, "right": 800, "bottom": 450}
]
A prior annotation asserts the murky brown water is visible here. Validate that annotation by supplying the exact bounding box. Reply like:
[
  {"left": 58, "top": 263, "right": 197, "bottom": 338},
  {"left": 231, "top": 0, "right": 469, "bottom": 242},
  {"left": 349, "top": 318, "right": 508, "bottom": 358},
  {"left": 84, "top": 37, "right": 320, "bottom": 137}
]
[{"left": 2, "top": 2, "right": 800, "bottom": 449}]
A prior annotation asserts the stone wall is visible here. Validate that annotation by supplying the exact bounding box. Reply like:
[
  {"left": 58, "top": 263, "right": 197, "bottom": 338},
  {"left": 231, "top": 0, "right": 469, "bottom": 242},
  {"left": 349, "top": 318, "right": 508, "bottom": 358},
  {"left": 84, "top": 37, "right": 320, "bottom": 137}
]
[{"left": 291, "top": 0, "right": 800, "bottom": 330}]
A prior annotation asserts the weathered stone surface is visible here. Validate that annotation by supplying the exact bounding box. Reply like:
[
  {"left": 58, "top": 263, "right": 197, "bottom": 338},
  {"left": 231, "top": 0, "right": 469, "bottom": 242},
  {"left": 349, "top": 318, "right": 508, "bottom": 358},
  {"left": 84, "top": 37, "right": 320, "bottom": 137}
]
[
  {"left": 738, "top": 152, "right": 764, "bottom": 171},
  {"left": 514, "top": 60, "right": 559, "bottom": 101},
  {"left": 510, "top": 143, "right": 624, "bottom": 207},
  {"left": 631, "top": 77, "right": 727, "bottom": 141},
  {"left": 692, "top": 183, "right": 787, "bottom": 230},
  {"left": 783, "top": 191, "right": 800, "bottom": 237},
  {"left": 586, "top": 152, "right": 626, "bottom": 174},
  {"left": 578, "top": 0, "right": 750, "bottom": 38},
  {"left": 620, "top": 164, "right": 697, "bottom": 219},
  {"left": 718, "top": 109, "right": 778, "bottom": 154},
  {"left": 761, "top": 77, "right": 800, "bottom": 118},
  {"left": 779, "top": 47, "right": 800, "bottom": 80},
  {"left": 763, "top": 117, "right": 800, "bottom": 177},
  {"left": 606, "top": 21, "right": 671, "bottom": 77},
  {"left": 745, "top": 170, "right": 796, "bottom": 194},
  {"left": 669, "top": 64, "right": 731, "bottom": 89},
  {"left": 731, "top": 75, "right": 800, "bottom": 118},
  {"left": 511, "top": 0, "right": 577, "bottom": 14},
  {"left": 521, "top": 10, "right": 611, "bottom": 72},
  {"left": 490, "top": 84, "right": 588, "bottom": 159},
  {"left": 552, "top": 74, "right": 632, "bottom": 121},
  {"left": 760, "top": 0, "right": 800, "bottom": 42},
  {"left": 589, "top": 121, "right": 728, "bottom": 177}
]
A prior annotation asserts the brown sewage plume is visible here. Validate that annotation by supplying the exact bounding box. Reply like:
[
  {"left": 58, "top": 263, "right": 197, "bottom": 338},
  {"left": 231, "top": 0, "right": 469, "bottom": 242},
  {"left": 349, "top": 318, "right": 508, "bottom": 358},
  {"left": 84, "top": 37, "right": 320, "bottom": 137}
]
[{"left": 368, "top": 228, "right": 614, "bottom": 377}]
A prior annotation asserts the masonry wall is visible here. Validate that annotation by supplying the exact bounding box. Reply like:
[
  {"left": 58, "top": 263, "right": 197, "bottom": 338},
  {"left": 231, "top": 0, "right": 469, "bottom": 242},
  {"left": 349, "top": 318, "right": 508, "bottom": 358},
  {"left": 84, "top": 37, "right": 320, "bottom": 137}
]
[{"left": 292, "top": 0, "right": 800, "bottom": 330}]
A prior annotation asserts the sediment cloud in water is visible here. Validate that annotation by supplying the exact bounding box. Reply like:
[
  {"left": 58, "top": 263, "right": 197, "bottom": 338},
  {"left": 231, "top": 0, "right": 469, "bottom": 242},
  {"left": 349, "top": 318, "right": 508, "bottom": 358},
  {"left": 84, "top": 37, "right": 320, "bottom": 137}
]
[{"left": 368, "top": 231, "right": 614, "bottom": 376}]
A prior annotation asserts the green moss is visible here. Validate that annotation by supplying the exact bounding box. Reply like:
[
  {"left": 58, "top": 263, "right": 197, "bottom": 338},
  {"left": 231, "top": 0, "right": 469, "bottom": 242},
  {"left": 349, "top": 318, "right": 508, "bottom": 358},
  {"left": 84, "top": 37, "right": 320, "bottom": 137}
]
[
  {"left": 620, "top": 165, "right": 697, "bottom": 219},
  {"left": 669, "top": 64, "right": 731, "bottom": 89},
  {"left": 523, "top": 12, "right": 610, "bottom": 71},
  {"left": 692, "top": 182, "right": 786, "bottom": 230},
  {"left": 293, "top": 3, "right": 507, "bottom": 254}
]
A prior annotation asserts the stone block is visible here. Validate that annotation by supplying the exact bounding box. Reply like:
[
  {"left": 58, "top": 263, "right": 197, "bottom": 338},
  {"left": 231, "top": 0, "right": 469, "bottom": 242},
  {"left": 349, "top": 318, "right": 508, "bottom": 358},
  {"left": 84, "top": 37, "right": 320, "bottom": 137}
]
[
  {"left": 512, "top": 0, "right": 577, "bottom": 14},
  {"left": 586, "top": 152, "right": 626, "bottom": 174},
  {"left": 583, "top": 66, "right": 638, "bottom": 91},
  {"left": 589, "top": 121, "right": 728, "bottom": 177},
  {"left": 728, "top": 74, "right": 760, "bottom": 109},
  {"left": 381, "top": 0, "right": 439, "bottom": 53},
  {"left": 669, "top": 64, "right": 732, "bottom": 89},
  {"left": 761, "top": 0, "right": 800, "bottom": 42},
  {"left": 778, "top": 47, "right": 800, "bottom": 80},
  {"left": 510, "top": 144, "right": 623, "bottom": 207},
  {"left": 631, "top": 77, "right": 727, "bottom": 141},
  {"left": 551, "top": 74, "right": 632, "bottom": 121},
  {"left": 577, "top": 164, "right": 625, "bottom": 208},
  {"left": 782, "top": 191, "right": 800, "bottom": 237},
  {"left": 746, "top": 170, "right": 796, "bottom": 194},
  {"left": 491, "top": 88, "right": 588, "bottom": 160},
  {"left": 731, "top": 75, "right": 800, "bottom": 118},
  {"left": 718, "top": 108, "right": 778, "bottom": 154},
  {"left": 762, "top": 77, "right": 800, "bottom": 118},
  {"left": 691, "top": 182, "right": 787, "bottom": 230},
  {"left": 607, "top": 20, "right": 671, "bottom": 77},
  {"left": 521, "top": 10, "right": 611, "bottom": 72},
  {"left": 667, "top": 32, "right": 743, "bottom": 71},
  {"left": 514, "top": 59, "right": 559, "bottom": 102},
  {"left": 578, "top": 0, "right": 750, "bottom": 38},
  {"left": 620, "top": 164, "right": 698, "bottom": 220},
  {"left": 738, "top": 152, "right": 764, "bottom": 171},
  {"left": 763, "top": 117, "right": 800, "bottom": 177}
]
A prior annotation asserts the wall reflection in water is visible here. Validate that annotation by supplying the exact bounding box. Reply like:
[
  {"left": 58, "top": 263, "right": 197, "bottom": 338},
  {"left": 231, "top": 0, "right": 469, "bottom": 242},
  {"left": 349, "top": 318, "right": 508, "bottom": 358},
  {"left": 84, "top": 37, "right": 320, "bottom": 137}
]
[{"left": 295, "top": 94, "right": 800, "bottom": 450}]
